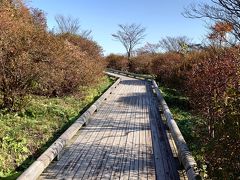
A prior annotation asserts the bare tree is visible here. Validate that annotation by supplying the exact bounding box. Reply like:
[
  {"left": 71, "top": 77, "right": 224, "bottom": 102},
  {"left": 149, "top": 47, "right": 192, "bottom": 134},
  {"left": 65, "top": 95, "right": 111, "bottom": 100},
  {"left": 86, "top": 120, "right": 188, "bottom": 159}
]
[
  {"left": 55, "top": 15, "right": 80, "bottom": 34},
  {"left": 55, "top": 15, "right": 92, "bottom": 38},
  {"left": 112, "top": 23, "right": 146, "bottom": 60},
  {"left": 31, "top": 8, "right": 47, "bottom": 29},
  {"left": 183, "top": 0, "right": 240, "bottom": 41},
  {"left": 80, "top": 29, "right": 92, "bottom": 39},
  {"left": 136, "top": 42, "right": 160, "bottom": 55},
  {"left": 159, "top": 36, "right": 192, "bottom": 53}
]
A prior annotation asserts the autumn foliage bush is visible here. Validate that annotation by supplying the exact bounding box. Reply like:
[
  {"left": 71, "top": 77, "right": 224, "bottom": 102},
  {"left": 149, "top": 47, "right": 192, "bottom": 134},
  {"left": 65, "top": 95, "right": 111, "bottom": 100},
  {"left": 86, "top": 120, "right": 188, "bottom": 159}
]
[
  {"left": 106, "top": 54, "right": 128, "bottom": 71},
  {"left": 185, "top": 48, "right": 240, "bottom": 178},
  {"left": 151, "top": 52, "right": 184, "bottom": 88},
  {"left": 0, "top": 0, "right": 105, "bottom": 111},
  {"left": 46, "top": 34, "right": 105, "bottom": 96},
  {"left": 107, "top": 46, "right": 239, "bottom": 178},
  {"left": 129, "top": 54, "right": 153, "bottom": 74}
]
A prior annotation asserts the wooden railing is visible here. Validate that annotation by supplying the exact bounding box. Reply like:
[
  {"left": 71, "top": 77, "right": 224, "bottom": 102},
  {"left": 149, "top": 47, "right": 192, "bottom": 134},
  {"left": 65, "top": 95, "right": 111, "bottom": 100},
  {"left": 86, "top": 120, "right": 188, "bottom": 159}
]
[
  {"left": 17, "top": 69, "right": 200, "bottom": 180},
  {"left": 17, "top": 78, "right": 121, "bottom": 180},
  {"left": 107, "top": 69, "right": 201, "bottom": 180},
  {"left": 107, "top": 68, "right": 153, "bottom": 80}
]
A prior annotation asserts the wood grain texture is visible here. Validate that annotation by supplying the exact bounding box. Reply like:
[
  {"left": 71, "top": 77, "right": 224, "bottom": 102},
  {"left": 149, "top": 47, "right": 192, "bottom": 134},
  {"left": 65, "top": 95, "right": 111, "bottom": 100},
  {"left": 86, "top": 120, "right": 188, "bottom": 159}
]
[
  {"left": 39, "top": 74, "right": 180, "bottom": 180},
  {"left": 17, "top": 78, "right": 121, "bottom": 180},
  {"left": 152, "top": 80, "right": 200, "bottom": 180}
]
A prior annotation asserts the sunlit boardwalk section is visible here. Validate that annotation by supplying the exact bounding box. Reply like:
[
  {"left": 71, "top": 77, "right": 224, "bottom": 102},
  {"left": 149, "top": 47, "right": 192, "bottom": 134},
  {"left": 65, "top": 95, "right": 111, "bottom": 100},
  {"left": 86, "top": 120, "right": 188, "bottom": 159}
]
[{"left": 40, "top": 75, "right": 179, "bottom": 180}]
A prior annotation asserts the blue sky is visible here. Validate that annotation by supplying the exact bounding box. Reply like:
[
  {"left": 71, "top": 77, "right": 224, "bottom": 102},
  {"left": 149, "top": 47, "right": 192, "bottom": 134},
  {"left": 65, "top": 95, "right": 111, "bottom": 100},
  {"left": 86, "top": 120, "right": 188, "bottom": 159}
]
[{"left": 29, "top": 0, "right": 209, "bottom": 55}]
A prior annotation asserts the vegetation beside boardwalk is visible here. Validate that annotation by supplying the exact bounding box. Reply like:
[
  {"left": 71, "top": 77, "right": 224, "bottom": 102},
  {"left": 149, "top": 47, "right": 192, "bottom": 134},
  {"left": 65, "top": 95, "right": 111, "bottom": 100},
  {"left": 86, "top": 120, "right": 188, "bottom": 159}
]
[
  {"left": 106, "top": 49, "right": 239, "bottom": 179},
  {"left": 160, "top": 86, "right": 207, "bottom": 177},
  {"left": 0, "top": 77, "right": 114, "bottom": 178},
  {"left": 0, "top": 0, "right": 105, "bottom": 112},
  {"left": 0, "top": 0, "right": 109, "bottom": 178},
  {"left": 0, "top": 0, "right": 239, "bottom": 179},
  {"left": 107, "top": 3, "right": 240, "bottom": 178}
]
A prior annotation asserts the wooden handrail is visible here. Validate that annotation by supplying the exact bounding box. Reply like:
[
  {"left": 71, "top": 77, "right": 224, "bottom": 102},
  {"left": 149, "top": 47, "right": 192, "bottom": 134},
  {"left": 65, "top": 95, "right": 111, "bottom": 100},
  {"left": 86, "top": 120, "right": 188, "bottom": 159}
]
[
  {"left": 107, "top": 69, "right": 201, "bottom": 180},
  {"left": 106, "top": 68, "right": 153, "bottom": 80},
  {"left": 17, "top": 78, "right": 121, "bottom": 180},
  {"left": 152, "top": 80, "right": 201, "bottom": 180}
]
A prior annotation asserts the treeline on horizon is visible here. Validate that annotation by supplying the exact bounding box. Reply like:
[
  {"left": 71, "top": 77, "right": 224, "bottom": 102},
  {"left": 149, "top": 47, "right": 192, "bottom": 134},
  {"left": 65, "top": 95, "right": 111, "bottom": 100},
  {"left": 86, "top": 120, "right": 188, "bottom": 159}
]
[
  {"left": 0, "top": 0, "right": 106, "bottom": 112},
  {"left": 106, "top": 10, "right": 240, "bottom": 180}
]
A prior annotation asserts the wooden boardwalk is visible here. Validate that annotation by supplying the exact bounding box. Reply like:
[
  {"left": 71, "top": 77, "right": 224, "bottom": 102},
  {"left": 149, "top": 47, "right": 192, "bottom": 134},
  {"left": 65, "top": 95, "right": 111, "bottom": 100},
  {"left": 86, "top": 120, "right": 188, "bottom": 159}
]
[{"left": 40, "top": 75, "right": 179, "bottom": 180}]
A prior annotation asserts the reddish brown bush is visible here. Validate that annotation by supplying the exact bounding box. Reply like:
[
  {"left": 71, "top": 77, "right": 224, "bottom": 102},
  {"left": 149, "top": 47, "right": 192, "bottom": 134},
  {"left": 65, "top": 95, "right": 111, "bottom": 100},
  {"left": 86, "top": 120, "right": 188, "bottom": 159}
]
[
  {"left": 151, "top": 52, "right": 183, "bottom": 88},
  {"left": 59, "top": 33, "right": 103, "bottom": 59},
  {"left": 126, "top": 47, "right": 239, "bottom": 178},
  {"left": 129, "top": 54, "right": 153, "bottom": 74},
  {"left": 0, "top": 0, "right": 55, "bottom": 110},
  {"left": 186, "top": 47, "right": 240, "bottom": 178},
  {"left": 53, "top": 34, "right": 105, "bottom": 95},
  {"left": 0, "top": 0, "right": 105, "bottom": 111},
  {"left": 106, "top": 54, "right": 129, "bottom": 71}
]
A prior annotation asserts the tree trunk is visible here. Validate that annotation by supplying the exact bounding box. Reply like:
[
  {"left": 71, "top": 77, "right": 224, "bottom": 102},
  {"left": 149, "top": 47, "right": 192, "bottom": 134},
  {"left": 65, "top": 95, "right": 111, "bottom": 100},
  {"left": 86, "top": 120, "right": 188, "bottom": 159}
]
[{"left": 127, "top": 51, "right": 131, "bottom": 60}]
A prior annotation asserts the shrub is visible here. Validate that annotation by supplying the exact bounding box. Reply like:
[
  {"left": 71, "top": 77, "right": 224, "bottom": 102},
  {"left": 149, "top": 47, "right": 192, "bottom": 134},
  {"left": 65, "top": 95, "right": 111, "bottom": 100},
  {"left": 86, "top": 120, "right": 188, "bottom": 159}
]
[
  {"left": 151, "top": 52, "right": 183, "bottom": 88},
  {"left": 129, "top": 54, "right": 153, "bottom": 74},
  {"left": 36, "top": 33, "right": 106, "bottom": 97},
  {"left": 186, "top": 47, "right": 240, "bottom": 178},
  {"left": 0, "top": 0, "right": 105, "bottom": 110},
  {"left": 0, "top": 0, "right": 56, "bottom": 110},
  {"left": 105, "top": 54, "right": 129, "bottom": 71}
]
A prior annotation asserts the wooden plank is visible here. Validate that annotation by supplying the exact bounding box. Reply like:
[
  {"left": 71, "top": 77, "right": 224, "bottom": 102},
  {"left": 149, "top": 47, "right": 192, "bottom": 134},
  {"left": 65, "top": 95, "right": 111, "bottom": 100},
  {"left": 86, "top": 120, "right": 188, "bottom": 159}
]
[
  {"left": 70, "top": 82, "right": 128, "bottom": 179},
  {"left": 94, "top": 83, "right": 135, "bottom": 180},
  {"left": 109, "top": 82, "right": 137, "bottom": 180},
  {"left": 145, "top": 83, "right": 156, "bottom": 180},
  {"left": 139, "top": 83, "right": 148, "bottom": 179},
  {"left": 115, "top": 78, "right": 140, "bottom": 179},
  {"left": 119, "top": 81, "right": 139, "bottom": 180},
  {"left": 149, "top": 103, "right": 167, "bottom": 179},
  {"left": 41, "top": 81, "right": 125, "bottom": 179},
  {"left": 80, "top": 81, "right": 132, "bottom": 179},
  {"left": 128, "top": 82, "right": 140, "bottom": 180},
  {"left": 40, "top": 75, "right": 185, "bottom": 180}
]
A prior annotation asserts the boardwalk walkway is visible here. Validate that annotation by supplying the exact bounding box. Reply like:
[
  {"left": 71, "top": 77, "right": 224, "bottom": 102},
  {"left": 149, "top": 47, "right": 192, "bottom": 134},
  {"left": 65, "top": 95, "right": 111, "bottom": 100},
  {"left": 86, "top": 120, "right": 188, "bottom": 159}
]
[{"left": 40, "top": 74, "right": 179, "bottom": 180}]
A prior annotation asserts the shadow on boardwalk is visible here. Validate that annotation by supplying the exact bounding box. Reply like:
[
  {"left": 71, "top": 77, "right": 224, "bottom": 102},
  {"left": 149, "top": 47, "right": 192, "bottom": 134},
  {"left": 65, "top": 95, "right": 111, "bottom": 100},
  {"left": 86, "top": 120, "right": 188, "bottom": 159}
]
[{"left": 40, "top": 77, "right": 180, "bottom": 180}]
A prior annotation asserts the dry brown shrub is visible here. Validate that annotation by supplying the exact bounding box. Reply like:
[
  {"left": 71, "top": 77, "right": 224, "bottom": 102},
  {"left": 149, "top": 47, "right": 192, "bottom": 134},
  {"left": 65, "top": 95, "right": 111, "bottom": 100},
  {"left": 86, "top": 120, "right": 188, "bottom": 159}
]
[
  {"left": 0, "top": 0, "right": 105, "bottom": 110},
  {"left": 129, "top": 54, "right": 153, "bottom": 74},
  {"left": 105, "top": 54, "right": 129, "bottom": 71},
  {"left": 151, "top": 52, "right": 183, "bottom": 88},
  {"left": 51, "top": 38, "right": 105, "bottom": 96},
  {"left": 0, "top": 0, "right": 54, "bottom": 110},
  {"left": 58, "top": 34, "right": 105, "bottom": 88},
  {"left": 185, "top": 47, "right": 240, "bottom": 178}
]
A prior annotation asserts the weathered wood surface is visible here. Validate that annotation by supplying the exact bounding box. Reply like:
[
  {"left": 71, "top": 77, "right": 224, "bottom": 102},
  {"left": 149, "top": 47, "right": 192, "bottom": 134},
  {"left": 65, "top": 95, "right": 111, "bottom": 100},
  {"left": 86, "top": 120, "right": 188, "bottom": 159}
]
[
  {"left": 152, "top": 80, "right": 200, "bottom": 180},
  {"left": 109, "top": 70, "right": 200, "bottom": 180},
  {"left": 40, "top": 74, "right": 179, "bottom": 180},
  {"left": 18, "top": 78, "right": 121, "bottom": 180},
  {"left": 107, "top": 68, "right": 153, "bottom": 80}
]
